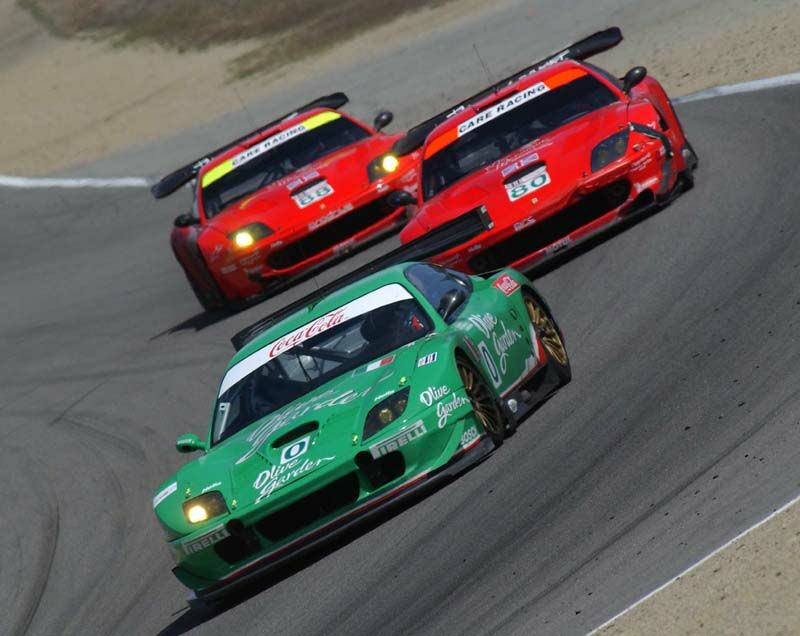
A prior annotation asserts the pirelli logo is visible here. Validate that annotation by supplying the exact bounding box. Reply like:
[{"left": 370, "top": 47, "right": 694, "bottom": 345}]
[
  {"left": 182, "top": 525, "right": 230, "bottom": 556},
  {"left": 369, "top": 420, "right": 427, "bottom": 459}
]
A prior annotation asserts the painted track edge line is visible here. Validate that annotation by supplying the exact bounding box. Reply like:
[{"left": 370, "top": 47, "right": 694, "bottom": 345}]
[
  {"left": 586, "top": 490, "right": 800, "bottom": 635},
  {"left": 3, "top": 72, "right": 799, "bottom": 188},
  {"left": 0, "top": 175, "right": 149, "bottom": 188},
  {"left": 674, "top": 71, "right": 800, "bottom": 104}
]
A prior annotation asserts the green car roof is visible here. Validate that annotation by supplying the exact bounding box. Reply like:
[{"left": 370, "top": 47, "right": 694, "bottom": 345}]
[{"left": 232, "top": 263, "right": 414, "bottom": 364}]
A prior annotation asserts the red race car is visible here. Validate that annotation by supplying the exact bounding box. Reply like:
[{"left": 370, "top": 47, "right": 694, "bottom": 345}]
[
  {"left": 392, "top": 28, "right": 698, "bottom": 274},
  {"left": 151, "top": 93, "right": 418, "bottom": 310}
]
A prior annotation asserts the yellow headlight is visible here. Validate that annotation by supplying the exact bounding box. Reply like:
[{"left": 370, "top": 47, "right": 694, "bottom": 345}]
[
  {"left": 377, "top": 407, "right": 394, "bottom": 425},
  {"left": 186, "top": 504, "right": 209, "bottom": 523},
  {"left": 233, "top": 230, "right": 255, "bottom": 248},
  {"left": 381, "top": 154, "right": 400, "bottom": 173}
]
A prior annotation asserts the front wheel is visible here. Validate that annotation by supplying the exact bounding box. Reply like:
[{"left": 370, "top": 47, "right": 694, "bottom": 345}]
[
  {"left": 457, "top": 355, "right": 507, "bottom": 446},
  {"left": 523, "top": 291, "right": 571, "bottom": 384}
]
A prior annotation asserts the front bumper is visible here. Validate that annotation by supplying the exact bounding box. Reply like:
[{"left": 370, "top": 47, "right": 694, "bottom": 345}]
[
  {"left": 209, "top": 187, "right": 408, "bottom": 302},
  {"left": 169, "top": 405, "right": 490, "bottom": 601},
  {"left": 431, "top": 143, "right": 673, "bottom": 275}
]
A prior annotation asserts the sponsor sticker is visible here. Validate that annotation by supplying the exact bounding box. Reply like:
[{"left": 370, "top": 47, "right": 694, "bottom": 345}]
[
  {"left": 492, "top": 274, "right": 520, "bottom": 296},
  {"left": 434, "top": 392, "right": 470, "bottom": 428},
  {"left": 201, "top": 112, "right": 341, "bottom": 188},
  {"left": 460, "top": 424, "right": 480, "bottom": 448},
  {"left": 279, "top": 435, "right": 310, "bottom": 464},
  {"left": 505, "top": 165, "right": 550, "bottom": 202},
  {"left": 417, "top": 352, "right": 438, "bottom": 367},
  {"left": 308, "top": 203, "right": 353, "bottom": 231},
  {"left": 547, "top": 237, "right": 572, "bottom": 254},
  {"left": 457, "top": 83, "right": 549, "bottom": 137},
  {"left": 253, "top": 456, "right": 335, "bottom": 502},
  {"left": 369, "top": 420, "right": 427, "bottom": 459},
  {"left": 286, "top": 171, "right": 320, "bottom": 191},
  {"left": 220, "top": 284, "right": 412, "bottom": 397},
  {"left": 292, "top": 179, "right": 335, "bottom": 209},
  {"left": 500, "top": 151, "right": 540, "bottom": 177},
  {"left": 513, "top": 215, "right": 537, "bottom": 232},
  {"left": 419, "top": 385, "right": 451, "bottom": 407},
  {"left": 365, "top": 355, "right": 395, "bottom": 372},
  {"left": 153, "top": 482, "right": 177, "bottom": 508},
  {"left": 201, "top": 481, "right": 222, "bottom": 494},
  {"left": 182, "top": 525, "right": 230, "bottom": 556}
]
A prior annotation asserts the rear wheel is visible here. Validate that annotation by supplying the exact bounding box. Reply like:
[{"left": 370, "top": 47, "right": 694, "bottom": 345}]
[
  {"left": 523, "top": 291, "right": 571, "bottom": 384},
  {"left": 679, "top": 141, "right": 699, "bottom": 191},
  {"left": 457, "top": 355, "right": 506, "bottom": 446}
]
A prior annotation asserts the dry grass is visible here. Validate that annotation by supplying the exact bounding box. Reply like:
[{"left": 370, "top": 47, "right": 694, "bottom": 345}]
[{"left": 19, "top": 0, "right": 453, "bottom": 77}]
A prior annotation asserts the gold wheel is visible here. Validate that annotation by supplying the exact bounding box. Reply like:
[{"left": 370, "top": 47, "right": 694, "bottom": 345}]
[
  {"left": 457, "top": 357, "right": 504, "bottom": 440},
  {"left": 524, "top": 295, "right": 568, "bottom": 367}
]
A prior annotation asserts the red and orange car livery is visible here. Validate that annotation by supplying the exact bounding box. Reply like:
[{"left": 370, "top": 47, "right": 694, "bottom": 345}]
[
  {"left": 391, "top": 28, "right": 698, "bottom": 274},
  {"left": 151, "top": 93, "right": 418, "bottom": 310}
]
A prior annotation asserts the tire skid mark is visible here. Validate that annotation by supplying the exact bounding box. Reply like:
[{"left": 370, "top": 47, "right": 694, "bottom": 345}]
[{"left": 0, "top": 447, "right": 60, "bottom": 636}]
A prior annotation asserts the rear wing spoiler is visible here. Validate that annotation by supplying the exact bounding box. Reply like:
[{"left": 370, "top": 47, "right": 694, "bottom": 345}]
[
  {"left": 230, "top": 205, "right": 493, "bottom": 351},
  {"left": 150, "top": 92, "right": 349, "bottom": 200},
  {"left": 392, "top": 27, "right": 623, "bottom": 157}
]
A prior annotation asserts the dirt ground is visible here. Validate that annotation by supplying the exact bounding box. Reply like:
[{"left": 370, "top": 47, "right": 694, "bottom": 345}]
[
  {"left": 2, "top": 0, "right": 800, "bottom": 176},
  {"left": 597, "top": 500, "right": 800, "bottom": 635}
]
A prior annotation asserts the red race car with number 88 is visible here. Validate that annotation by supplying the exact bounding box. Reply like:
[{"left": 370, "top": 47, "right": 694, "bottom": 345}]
[{"left": 151, "top": 93, "right": 418, "bottom": 311}]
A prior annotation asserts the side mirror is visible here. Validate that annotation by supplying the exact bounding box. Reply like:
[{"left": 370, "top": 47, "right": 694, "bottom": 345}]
[
  {"left": 622, "top": 66, "right": 647, "bottom": 94},
  {"left": 387, "top": 190, "right": 415, "bottom": 208},
  {"left": 176, "top": 433, "right": 205, "bottom": 454},
  {"left": 438, "top": 288, "right": 467, "bottom": 321},
  {"left": 174, "top": 213, "right": 199, "bottom": 228},
  {"left": 373, "top": 111, "right": 394, "bottom": 131}
]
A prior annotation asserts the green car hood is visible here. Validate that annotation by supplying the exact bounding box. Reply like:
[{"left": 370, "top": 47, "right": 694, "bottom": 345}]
[{"left": 163, "top": 336, "right": 434, "bottom": 527}]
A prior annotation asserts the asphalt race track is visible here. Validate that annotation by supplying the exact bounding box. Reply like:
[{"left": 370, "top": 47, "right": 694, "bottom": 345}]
[{"left": 2, "top": 85, "right": 800, "bottom": 635}]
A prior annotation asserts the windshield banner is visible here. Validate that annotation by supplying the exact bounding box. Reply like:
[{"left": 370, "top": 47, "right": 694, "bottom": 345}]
[
  {"left": 218, "top": 283, "right": 413, "bottom": 397},
  {"left": 201, "top": 111, "right": 341, "bottom": 188}
]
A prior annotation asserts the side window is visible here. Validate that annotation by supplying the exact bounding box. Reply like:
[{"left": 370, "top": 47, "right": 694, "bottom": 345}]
[
  {"left": 583, "top": 62, "right": 624, "bottom": 91},
  {"left": 405, "top": 263, "right": 472, "bottom": 321}
]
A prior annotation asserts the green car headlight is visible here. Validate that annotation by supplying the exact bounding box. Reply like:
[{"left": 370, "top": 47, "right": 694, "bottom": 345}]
[
  {"left": 228, "top": 222, "right": 273, "bottom": 249},
  {"left": 182, "top": 491, "right": 228, "bottom": 524},
  {"left": 590, "top": 129, "right": 630, "bottom": 172},
  {"left": 363, "top": 387, "right": 410, "bottom": 440}
]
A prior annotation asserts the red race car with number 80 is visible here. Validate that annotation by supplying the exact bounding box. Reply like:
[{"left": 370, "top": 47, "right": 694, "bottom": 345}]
[
  {"left": 390, "top": 28, "right": 698, "bottom": 274},
  {"left": 151, "top": 93, "right": 418, "bottom": 311}
]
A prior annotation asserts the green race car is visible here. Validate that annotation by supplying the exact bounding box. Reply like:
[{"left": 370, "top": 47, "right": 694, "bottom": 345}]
[{"left": 152, "top": 262, "right": 570, "bottom": 606}]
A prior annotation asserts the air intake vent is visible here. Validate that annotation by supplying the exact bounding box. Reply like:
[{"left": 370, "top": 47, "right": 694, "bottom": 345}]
[{"left": 271, "top": 422, "right": 319, "bottom": 449}]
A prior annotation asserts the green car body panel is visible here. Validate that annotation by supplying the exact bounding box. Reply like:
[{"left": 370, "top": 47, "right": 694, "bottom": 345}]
[{"left": 152, "top": 263, "right": 567, "bottom": 600}]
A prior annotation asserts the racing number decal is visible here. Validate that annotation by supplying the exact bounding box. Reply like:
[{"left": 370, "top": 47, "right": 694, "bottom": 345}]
[
  {"left": 280, "top": 436, "right": 310, "bottom": 464},
  {"left": 505, "top": 166, "right": 550, "bottom": 202},
  {"left": 292, "top": 180, "right": 334, "bottom": 208},
  {"left": 477, "top": 341, "right": 502, "bottom": 388}
]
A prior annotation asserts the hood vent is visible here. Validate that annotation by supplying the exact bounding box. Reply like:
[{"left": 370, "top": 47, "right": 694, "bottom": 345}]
[{"left": 271, "top": 421, "right": 319, "bottom": 449}]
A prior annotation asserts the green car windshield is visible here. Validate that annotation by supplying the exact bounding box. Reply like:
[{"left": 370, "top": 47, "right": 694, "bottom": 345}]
[{"left": 212, "top": 284, "right": 432, "bottom": 445}]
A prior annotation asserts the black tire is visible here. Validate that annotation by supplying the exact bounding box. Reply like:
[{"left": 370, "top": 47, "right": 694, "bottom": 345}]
[
  {"left": 172, "top": 243, "right": 229, "bottom": 312},
  {"left": 679, "top": 140, "right": 699, "bottom": 192},
  {"left": 185, "top": 267, "right": 228, "bottom": 312},
  {"left": 522, "top": 290, "right": 572, "bottom": 385},
  {"left": 456, "top": 354, "right": 507, "bottom": 446}
]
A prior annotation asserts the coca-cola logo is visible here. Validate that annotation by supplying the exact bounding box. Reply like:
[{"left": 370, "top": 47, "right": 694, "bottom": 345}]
[{"left": 268, "top": 308, "right": 346, "bottom": 358}]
